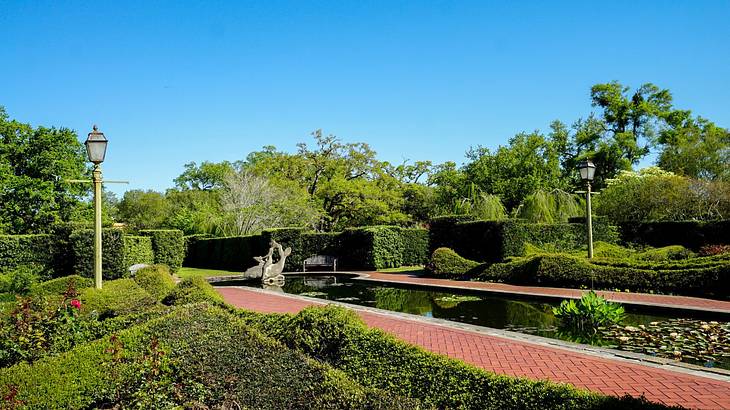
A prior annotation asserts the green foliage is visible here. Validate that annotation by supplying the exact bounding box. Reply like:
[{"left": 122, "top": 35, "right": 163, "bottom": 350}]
[
  {"left": 0, "top": 234, "right": 56, "bottom": 277},
  {"left": 0, "top": 107, "right": 89, "bottom": 234},
  {"left": 399, "top": 228, "right": 429, "bottom": 266},
  {"left": 79, "top": 279, "right": 158, "bottom": 318},
  {"left": 117, "top": 189, "right": 170, "bottom": 231},
  {"left": 553, "top": 291, "right": 625, "bottom": 333},
  {"left": 30, "top": 275, "right": 93, "bottom": 296},
  {"left": 140, "top": 229, "right": 185, "bottom": 272},
  {"left": 476, "top": 253, "right": 730, "bottom": 297},
  {"left": 427, "top": 247, "right": 482, "bottom": 277},
  {"left": 340, "top": 226, "right": 403, "bottom": 269},
  {"left": 429, "top": 217, "right": 619, "bottom": 263},
  {"left": 633, "top": 245, "right": 694, "bottom": 261},
  {"left": 515, "top": 189, "right": 583, "bottom": 223},
  {"left": 596, "top": 168, "right": 730, "bottom": 223},
  {"left": 619, "top": 220, "right": 730, "bottom": 250},
  {"left": 0, "top": 304, "right": 418, "bottom": 409},
  {"left": 133, "top": 265, "right": 176, "bottom": 301},
  {"left": 241, "top": 305, "right": 672, "bottom": 410},
  {"left": 658, "top": 114, "right": 730, "bottom": 181},
  {"left": 70, "top": 229, "right": 127, "bottom": 279},
  {"left": 122, "top": 235, "right": 154, "bottom": 268},
  {"left": 162, "top": 276, "right": 224, "bottom": 305},
  {"left": 0, "top": 265, "right": 42, "bottom": 295}
]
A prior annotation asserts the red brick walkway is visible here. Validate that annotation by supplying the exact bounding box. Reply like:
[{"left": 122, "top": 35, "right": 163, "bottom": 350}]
[
  {"left": 217, "top": 287, "right": 730, "bottom": 409},
  {"left": 362, "top": 272, "right": 730, "bottom": 313}
]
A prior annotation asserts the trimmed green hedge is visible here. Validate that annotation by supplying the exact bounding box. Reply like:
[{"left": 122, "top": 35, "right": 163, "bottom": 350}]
[
  {"left": 122, "top": 235, "right": 154, "bottom": 269},
  {"left": 133, "top": 265, "right": 176, "bottom": 301},
  {"left": 186, "top": 226, "right": 429, "bottom": 271},
  {"left": 429, "top": 248, "right": 730, "bottom": 297},
  {"left": 30, "top": 275, "right": 93, "bottom": 296},
  {"left": 0, "top": 234, "right": 56, "bottom": 275},
  {"left": 162, "top": 276, "right": 224, "bottom": 305},
  {"left": 70, "top": 229, "right": 127, "bottom": 279},
  {"left": 240, "top": 305, "right": 674, "bottom": 410},
  {"left": 79, "top": 278, "right": 159, "bottom": 318},
  {"left": 618, "top": 220, "right": 730, "bottom": 249},
  {"left": 0, "top": 303, "right": 418, "bottom": 409},
  {"left": 429, "top": 217, "right": 619, "bottom": 263},
  {"left": 140, "top": 230, "right": 185, "bottom": 272}
]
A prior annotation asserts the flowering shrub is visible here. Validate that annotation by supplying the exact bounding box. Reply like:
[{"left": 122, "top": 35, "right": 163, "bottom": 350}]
[{"left": 699, "top": 244, "right": 730, "bottom": 256}]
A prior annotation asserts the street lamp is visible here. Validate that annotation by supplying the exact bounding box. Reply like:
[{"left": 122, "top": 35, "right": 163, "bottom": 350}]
[
  {"left": 577, "top": 159, "right": 596, "bottom": 259},
  {"left": 85, "top": 125, "right": 108, "bottom": 289}
]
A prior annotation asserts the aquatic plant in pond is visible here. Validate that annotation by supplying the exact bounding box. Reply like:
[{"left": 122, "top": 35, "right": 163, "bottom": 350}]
[
  {"left": 598, "top": 319, "right": 730, "bottom": 368},
  {"left": 552, "top": 291, "right": 625, "bottom": 333}
]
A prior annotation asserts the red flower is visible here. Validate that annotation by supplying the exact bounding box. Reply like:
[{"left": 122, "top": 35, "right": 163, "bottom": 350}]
[{"left": 70, "top": 299, "right": 81, "bottom": 309}]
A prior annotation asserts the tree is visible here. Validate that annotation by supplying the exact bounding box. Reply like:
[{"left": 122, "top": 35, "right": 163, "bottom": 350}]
[
  {"left": 0, "top": 107, "right": 88, "bottom": 233},
  {"left": 218, "top": 169, "right": 319, "bottom": 236},
  {"left": 462, "top": 131, "right": 566, "bottom": 210},
  {"left": 173, "top": 160, "right": 237, "bottom": 191},
  {"left": 658, "top": 115, "right": 730, "bottom": 181},
  {"left": 117, "top": 190, "right": 169, "bottom": 231}
]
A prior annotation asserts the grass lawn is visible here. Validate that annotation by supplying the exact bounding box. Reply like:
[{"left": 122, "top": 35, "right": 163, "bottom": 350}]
[
  {"left": 377, "top": 265, "right": 426, "bottom": 275},
  {"left": 176, "top": 267, "right": 243, "bottom": 279}
]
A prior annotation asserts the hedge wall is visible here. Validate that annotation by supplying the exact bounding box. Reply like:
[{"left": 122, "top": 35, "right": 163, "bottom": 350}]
[
  {"left": 122, "top": 236, "right": 154, "bottom": 269},
  {"left": 240, "top": 306, "right": 672, "bottom": 410},
  {"left": 400, "top": 228, "right": 429, "bottom": 266},
  {"left": 429, "top": 217, "right": 619, "bottom": 263},
  {"left": 140, "top": 229, "right": 185, "bottom": 272},
  {"left": 184, "top": 226, "right": 429, "bottom": 272},
  {"left": 0, "top": 234, "right": 56, "bottom": 275},
  {"left": 70, "top": 229, "right": 128, "bottom": 279},
  {"left": 618, "top": 220, "right": 730, "bottom": 249}
]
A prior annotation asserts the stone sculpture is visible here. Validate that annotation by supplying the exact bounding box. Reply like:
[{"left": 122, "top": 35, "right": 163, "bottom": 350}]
[{"left": 244, "top": 240, "right": 291, "bottom": 285}]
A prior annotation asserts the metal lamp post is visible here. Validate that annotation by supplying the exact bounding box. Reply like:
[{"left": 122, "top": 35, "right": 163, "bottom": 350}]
[
  {"left": 577, "top": 159, "right": 596, "bottom": 259},
  {"left": 85, "top": 125, "right": 108, "bottom": 289}
]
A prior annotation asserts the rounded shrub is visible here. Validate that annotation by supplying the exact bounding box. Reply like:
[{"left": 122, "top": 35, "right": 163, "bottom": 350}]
[
  {"left": 162, "top": 276, "right": 223, "bottom": 305},
  {"left": 133, "top": 265, "right": 176, "bottom": 301},
  {"left": 427, "top": 247, "right": 482, "bottom": 277},
  {"left": 31, "top": 275, "right": 93, "bottom": 296}
]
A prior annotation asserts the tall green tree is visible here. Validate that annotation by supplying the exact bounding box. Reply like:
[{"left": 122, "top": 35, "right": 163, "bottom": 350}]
[
  {"left": 117, "top": 189, "right": 169, "bottom": 231},
  {"left": 658, "top": 114, "right": 730, "bottom": 181},
  {"left": 0, "top": 107, "right": 88, "bottom": 233}
]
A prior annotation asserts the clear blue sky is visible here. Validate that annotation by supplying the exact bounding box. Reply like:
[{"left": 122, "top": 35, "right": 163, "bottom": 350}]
[{"left": 2, "top": 1, "right": 728, "bottom": 196}]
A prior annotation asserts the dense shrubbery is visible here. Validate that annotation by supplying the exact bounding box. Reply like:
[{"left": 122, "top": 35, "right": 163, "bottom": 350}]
[
  {"left": 240, "top": 305, "right": 672, "bottom": 410},
  {"left": 0, "top": 303, "right": 419, "bottom": 409},
  {"left": 429, "top": 247, "right": 730, "bottom": 297},
  {"left": 140, "top": 230, "right": 185, "bottom": 272},
  {"left": 186, "top": 226, "right": 430, "bottom": 271},
  {"left": 619, "top": 220, "right": 730, "bottom": 250},
  {"left": 133, "top": 265, "right": 176, "bottom": 301},
  {"left": 79, "top": 279, "right": 158, "bottom": 318},
  {"left": 0, "top": 235, "right": 56, "bottom": 276},
  {"left": 122, "top": 235, "right": 154, "bottom": 268},
  {"left": 30, "top": 275, "right": 92, "bottom": 296},
  {"left": 162, "top": 276, "right": 224, "bottom": 306},
  {"left": 429, "top": 216, "right": 619, "bottom": 262},
  {"left": 70, "top": 229, "right": 127, "bottom": 279}
]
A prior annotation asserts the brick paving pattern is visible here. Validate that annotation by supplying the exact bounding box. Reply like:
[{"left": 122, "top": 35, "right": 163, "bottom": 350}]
[
  {"left": 362, "top": 272, "right": 730, "bottom": 313},
  {"left": 217, "top": 286, "right": 730, "bottom": 409}
]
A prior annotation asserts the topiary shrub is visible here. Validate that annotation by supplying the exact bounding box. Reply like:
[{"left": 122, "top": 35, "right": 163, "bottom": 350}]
[
  {"left": 427, "top": 247, "right": 483, "bottom": 277},
  {"left": 633, "top": 245, "right": 694, "bottom": 261},
  {"left": 79, "top": 279, "right": 158, "bottom": 318},
  {"left": 162, "top": 276, "right": 224, "bottom": 305},
  {"left": 140, "top": 230, "right": 185, "bottom": 272},
  {"left": 70, "top": 229, "right": 127, "bottom": 279},
  {"left": 122, "top": 235, "right": 154, "bottom": 269},
  {"left": 31, "top": 275, "right": 93, "bottom": 296},
  {"left": 132, "top": 265, "right": 176, "bottom": 301}
]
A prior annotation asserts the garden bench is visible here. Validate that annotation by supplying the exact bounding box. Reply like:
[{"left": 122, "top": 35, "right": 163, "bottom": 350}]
[{"left": 303, "top": 255, "right": 338, "bottom": 272}]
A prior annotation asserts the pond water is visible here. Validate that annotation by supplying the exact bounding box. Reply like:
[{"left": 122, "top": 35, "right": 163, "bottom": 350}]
[{"left": 214, "top": 274, "right": 730, "bottom": 370}]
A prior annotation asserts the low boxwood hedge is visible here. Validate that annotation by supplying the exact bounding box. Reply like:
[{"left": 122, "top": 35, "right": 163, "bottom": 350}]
[
  {"left": 30, "top": 275, "right": 93, "bottom": 296},
  {"left": 430, "top": 248, "right": 730, "bottom": 297},
  {"left": 0, "top": 303, "right": 419, "bottom": 409},
  {"left": 79, "top": 279, "right": 159, "bottom": 318},
  {"left": 132, "top": 264, "right": 176, "bottom": 301},
  {"left": 239, "top": 305, "right": 674, "bottom": 410},
  {"left": 162, "top": 276, "right": 224, "bottom": 306}
]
